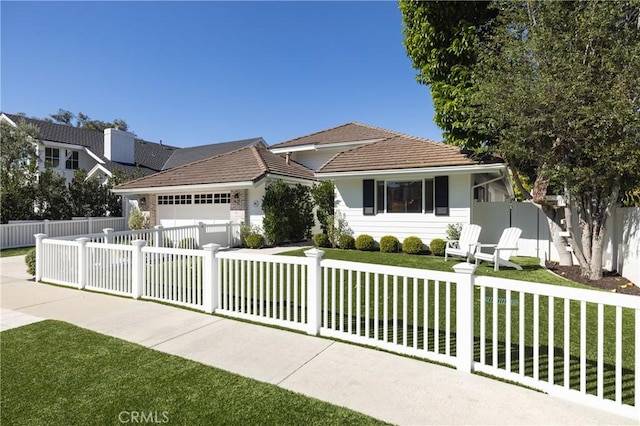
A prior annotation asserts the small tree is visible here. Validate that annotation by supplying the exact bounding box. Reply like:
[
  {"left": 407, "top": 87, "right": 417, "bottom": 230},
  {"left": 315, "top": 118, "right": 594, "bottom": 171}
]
[
  {"left": 128, "top": 208, "right": 147, "bottom": 230},
  {"left": 262, "top": 180, "right": 313, "bottom": 245},
  {"left": 311, "top": 181, "right": 335, "bottom": 234}
]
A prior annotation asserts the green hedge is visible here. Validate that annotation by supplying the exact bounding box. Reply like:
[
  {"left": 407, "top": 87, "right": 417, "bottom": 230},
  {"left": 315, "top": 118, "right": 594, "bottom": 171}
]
[{"left": 402, "top": 236, "right": 423, "bottom": 254}]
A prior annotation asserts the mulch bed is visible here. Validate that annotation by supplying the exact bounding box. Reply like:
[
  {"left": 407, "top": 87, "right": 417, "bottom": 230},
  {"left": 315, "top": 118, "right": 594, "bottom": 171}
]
[{"left": 546, "top": 262, "right": 639, "bottom": 296}]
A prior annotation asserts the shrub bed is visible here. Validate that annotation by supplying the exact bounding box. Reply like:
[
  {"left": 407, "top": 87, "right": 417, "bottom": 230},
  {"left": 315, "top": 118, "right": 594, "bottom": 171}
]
[
  {"left": 245, "top": 233, "right": 265, "bottom": 249},
  {"left": 355, "top": 234, "right": 375, "bottom": 251},
  {"left": 379, "top": 235, "right": 399, "bottom": 253},
  {"left": 402, "top": 236, "right": 423, "bottom": 254},
  {"left": 338, "top": 235, "right": 355, "bottom": 250},
  {"left": 430, "top": 238, "right": 446, "bottom": 256},
  {"left": 313, "top": 233, "right": 331, "bottom": 248}
]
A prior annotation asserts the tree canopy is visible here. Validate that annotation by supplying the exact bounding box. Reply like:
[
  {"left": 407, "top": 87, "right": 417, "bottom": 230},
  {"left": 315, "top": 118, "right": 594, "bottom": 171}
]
[
  {"left": 401, "top": 0, "right": 640, "bottom": 279},
  {"left": 47, "top": 109, "right": 128, "bottom": 132}
]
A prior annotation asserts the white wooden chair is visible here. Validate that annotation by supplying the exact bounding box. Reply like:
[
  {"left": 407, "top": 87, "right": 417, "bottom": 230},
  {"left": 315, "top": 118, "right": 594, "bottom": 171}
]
[
  {"left": 474, "top": 227, "right": 523, "bottom": 271},
  {"left": 445, "top": 224, "right": 482, "bottom": 262}
]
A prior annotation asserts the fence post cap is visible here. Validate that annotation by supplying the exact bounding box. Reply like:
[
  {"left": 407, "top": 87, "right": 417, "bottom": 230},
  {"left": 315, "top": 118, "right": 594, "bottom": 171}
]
[
  {"left": 304, "top": 248, "right": 325, "bottom": 259},
  {"left": 154, "top": 225, "right": 164, "bottom": 230},
  {"left": 34, "top": 233, "right": 48, "bottom": 240},
  {"left": 75, "top": 237, "right": 91, "bottom": 243},
  {"left": 453, "top": 262, "right": 477, "bottom": 275},
  {"left": 131, "top": 239, "right": 147, "bottom": 247},
  {"left": 202, "top": 243, "right": 221, "bottom": 253}
]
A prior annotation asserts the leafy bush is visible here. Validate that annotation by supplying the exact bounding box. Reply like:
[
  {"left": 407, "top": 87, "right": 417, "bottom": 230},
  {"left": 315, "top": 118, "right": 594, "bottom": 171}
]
[
  {"left": 245, "top": 233, "right": 265, "bottom": 249},
  {"left": 446, "top": 223, "right": 463, "bottom": 241},
  {"left": 177, "top": 237, "right": 198, "bottom": 249},
  {"left": 128, "top": 207, "right": 147, "bottom": 230},
  {"left": 430, "top": 238, "right": 446, "bottom": 256},
  {"left": 338, "top": 234, "right": 355, "bottom": 250},
  {"left": 313, "top": 233, "right": 331, "bottom": 248},
  {"left": 262, "top": 180, "right": 313, "bottom": 245},
  {"left": 240, "top": 222, "right": 262, "bottom": 247},
  {"left": 25, "top": 248, "right": 36, "bottom": 276},
  {"left": 311, "top": 181, "right": 335, "bottom": 234},
  {"left": 402, "top": 236, "right": 424, "bottom": 255},
  {"left": 326, "top": 213, "right": 353, "bottom": 248},
  {"left": 355, "top": 234, "right": 375, "bottom": 251},
  {"left": 379, "top": 235, "right": 400, "bottom": 253}
]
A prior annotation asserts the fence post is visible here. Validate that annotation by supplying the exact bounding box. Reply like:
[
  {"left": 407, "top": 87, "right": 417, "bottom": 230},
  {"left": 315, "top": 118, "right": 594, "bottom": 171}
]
[
  {"left": 34, "top": 233, "right": 47, "bottom": 282},
  {"left": 305, "top": 248, "right": 325, "bottom": 335},
  {"left": 198, "top": 222, "right": 206, "bottom": 247},
  {"left": 131, "top": 240, "right": 146, "bottom": 299},
  {"left": 103, "top": 228, "right": 114, "bottom": 244},
  {"left": 43, "top": 219, "right": 50, "bottom": 236},
  {"left": 154, "top": 225, "right": 164, "bottom": 247},
  {"left": 202, "top": 243, "right": 221, "bottom": 314},
  {"left": 75, "top": 237, "right": 90, "bottom": 289},
  {"left": 453, "top": 262, "right": 477, "bottom": 374}
]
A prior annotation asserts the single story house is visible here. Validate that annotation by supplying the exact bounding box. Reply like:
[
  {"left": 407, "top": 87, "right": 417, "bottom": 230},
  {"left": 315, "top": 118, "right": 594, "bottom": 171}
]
[
  {"left": 113, "top": 122, "right": 512, "bottom": 245},
  {"left": 270, "top": 122, "right": 513, "bottom": 242}
]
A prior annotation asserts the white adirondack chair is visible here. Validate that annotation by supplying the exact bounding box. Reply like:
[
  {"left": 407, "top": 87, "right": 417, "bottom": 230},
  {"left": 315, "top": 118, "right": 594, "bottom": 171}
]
[
  {"left": 474, "top": 227, "right": 523, "bottom": 271},
  {"left": 444, "top": 224, "right": 482, "bottom": 262}
]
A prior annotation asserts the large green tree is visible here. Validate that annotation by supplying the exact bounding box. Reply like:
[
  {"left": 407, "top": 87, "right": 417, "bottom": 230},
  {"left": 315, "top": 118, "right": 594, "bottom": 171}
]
[
  {"left": 402, "top": 0, "right": 640, "bottom": 279},
  {"left": 400, "top": 0, "right": 497, "bottom": 148},
  {"left": 0, "top": 120, "right": 40, "bottom": 223}
]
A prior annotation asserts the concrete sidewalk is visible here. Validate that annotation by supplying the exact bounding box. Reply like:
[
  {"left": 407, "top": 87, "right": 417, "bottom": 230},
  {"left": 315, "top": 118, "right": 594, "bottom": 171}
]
[{"left": 0, "top": 255, "right": 635, "bottom": 425}]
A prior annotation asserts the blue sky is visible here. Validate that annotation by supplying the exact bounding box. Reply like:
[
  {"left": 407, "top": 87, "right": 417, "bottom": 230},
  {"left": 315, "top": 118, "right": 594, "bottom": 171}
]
[{"left": 1, "top": 1, "right": 439, "bottom": 148}]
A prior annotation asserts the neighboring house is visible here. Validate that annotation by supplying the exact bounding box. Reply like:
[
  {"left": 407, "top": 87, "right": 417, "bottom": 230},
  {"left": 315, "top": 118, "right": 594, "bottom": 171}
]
[
  {"left": 112, "top": 144, "right": 315, "bottom": 228},
  {"left": 270, "top": 122, "right": 513, "bottom": 243},
  {"left": 0, "top": 112, "right": 263, "bottom": 184},
  {"left": 113, "top": 121, "right": 512, "bottom": 245}
]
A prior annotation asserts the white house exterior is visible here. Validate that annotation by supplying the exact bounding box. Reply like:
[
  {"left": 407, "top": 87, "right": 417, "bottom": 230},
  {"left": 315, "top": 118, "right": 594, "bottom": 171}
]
[{"left": 271, "top": 122, "right": 512, "bottom": 243}]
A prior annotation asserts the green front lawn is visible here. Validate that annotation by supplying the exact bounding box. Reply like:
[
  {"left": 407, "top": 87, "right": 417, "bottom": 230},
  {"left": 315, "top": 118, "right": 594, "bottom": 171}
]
[
  {"left": 0, "top": 246, "right": 33, "bottom": 258},
  {"left": 276, "top": 249, "right": 636, "bottom": 406},
  {"left": 0, "top": 320, "right": 385, "bottom": 426}
]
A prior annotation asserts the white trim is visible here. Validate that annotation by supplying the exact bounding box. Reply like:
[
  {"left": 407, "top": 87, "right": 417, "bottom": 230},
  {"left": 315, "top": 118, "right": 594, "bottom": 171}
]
[
  {"left": 39, "top": 140, "right": 86, "bottom": 150},
  {"left": 263, "top": 173, "right": 316, "bottom": 185},
  {"left": 87, "top": 164, "right": 113, "bottom": 180},
  {"left": 112, "top": 181, "right": 256, "bottom": 195},
  {"left": 0, "top": 113, "right": 17, "bottom": 126},
  {"left": 270, "top": 138, "right": 385, "bottom": 154},
  {"left": 316, "top": 163, "right": 507, "bottom": 179},
  {"left": 85, "top": 147, "right": 105, "bottom": 164}
]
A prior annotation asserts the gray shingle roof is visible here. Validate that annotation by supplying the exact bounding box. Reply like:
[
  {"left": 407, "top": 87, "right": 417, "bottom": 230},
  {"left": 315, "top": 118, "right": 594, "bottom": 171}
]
[{"left": 2, "top": 113, "right": 261, "bottom": 175}]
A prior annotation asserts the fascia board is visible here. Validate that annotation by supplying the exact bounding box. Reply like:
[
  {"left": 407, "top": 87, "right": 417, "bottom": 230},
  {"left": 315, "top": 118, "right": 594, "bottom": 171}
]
[
  {"left": 315, "top": 163, "right": 507, "bottom": 179},
  {"left": 112, "top": 181, "right": 256, "bottom": 195}
]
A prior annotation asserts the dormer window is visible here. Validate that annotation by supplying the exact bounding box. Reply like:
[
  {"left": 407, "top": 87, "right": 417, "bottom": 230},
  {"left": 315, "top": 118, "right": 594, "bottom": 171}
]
[
  {"left": 65, "top": 150, "right": 79, "bottom": 170},
  {"left": 45, "top": 147, "right": 60, "bottom": 168}
]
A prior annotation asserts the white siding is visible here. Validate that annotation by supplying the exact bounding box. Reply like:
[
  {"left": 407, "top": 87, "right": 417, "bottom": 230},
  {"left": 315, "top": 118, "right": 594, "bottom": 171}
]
[
  {"left": 334, "top": 174, "right": 472, "bottom": 245},
  {"left": 247, "top": 185, "right": 266, "bottom": 230}
]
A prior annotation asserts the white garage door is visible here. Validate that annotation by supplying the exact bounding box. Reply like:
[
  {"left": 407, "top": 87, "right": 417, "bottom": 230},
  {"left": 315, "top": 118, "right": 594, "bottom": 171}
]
[{"left": 157, "top": 193, "right": 231, "bottom": 227}]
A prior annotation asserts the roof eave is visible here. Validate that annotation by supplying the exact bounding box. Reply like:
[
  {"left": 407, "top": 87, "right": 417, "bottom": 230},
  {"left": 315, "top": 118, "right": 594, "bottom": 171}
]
[
  {"left": 315, "top": 163, "right": 507, "bottom": 179},
  {"left": 112, "top": 181, "right": 256, "bottom": 195}
]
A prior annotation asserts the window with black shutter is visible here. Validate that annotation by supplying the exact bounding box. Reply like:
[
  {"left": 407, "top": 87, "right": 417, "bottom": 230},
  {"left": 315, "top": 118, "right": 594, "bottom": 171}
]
[
  {"left": 363, "top": 179, "right": 375, "bottom": 215},
  {"left": 434, "top": 176, "right": 449, "bottom": 216}
]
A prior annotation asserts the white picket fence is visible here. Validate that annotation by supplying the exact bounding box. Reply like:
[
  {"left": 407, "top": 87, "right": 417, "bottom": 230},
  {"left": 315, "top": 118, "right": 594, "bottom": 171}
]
[
  {"left": 0, "top": 217, "right": 127, "bottom": 249},
  {"left": 50, "top": 222, "right": 241, "bottom": 249},
  {"left": 34, "top": 237, "right": 640, "bottom": 420}
]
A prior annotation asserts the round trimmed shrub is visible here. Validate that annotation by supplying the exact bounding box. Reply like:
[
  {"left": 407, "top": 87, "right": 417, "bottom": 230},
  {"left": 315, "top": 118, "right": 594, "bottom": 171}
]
[
  {"left": 355, "top": 234, "right": 375, "bottom": 251},
  {"left": 313, "top": 233, "right": 330, "bottom": 248},
  {"left": 245, "top": 233, "right": 265, "bottom": 249},
  {"left": 338, "top": 234, "right": 355, "bottom": 250},
  {"left": 25, "top": 248, "right": 36, "bottom": 276},
  {"left": 177, "top": 237, "right": 198, "bottom": 249},
  {"left": 379, "top": 235, "right": 400, "bottom": 253},
  {"left": 402, "top": 236, "right": 424, "bottom": 255},
  {"left": 430, "top": 238, "right": 447, "bottom": 256}
]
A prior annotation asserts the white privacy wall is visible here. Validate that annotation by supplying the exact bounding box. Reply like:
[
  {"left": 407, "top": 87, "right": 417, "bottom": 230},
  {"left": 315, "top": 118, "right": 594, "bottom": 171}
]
[{"left": 334, "top": 174, "right": 472, "bottom": 245}]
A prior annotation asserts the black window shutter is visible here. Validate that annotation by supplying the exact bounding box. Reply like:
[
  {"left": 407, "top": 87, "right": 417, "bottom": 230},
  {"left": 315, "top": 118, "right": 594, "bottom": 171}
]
[
  {"left": 363, "top": 179, "right": 375, "bottom": 215},
  {"left": 425, "top": 179, "right": 434, "bottom": 213},
  {"left": 434, "top": 176, "right": 449, "bottom": 216}
]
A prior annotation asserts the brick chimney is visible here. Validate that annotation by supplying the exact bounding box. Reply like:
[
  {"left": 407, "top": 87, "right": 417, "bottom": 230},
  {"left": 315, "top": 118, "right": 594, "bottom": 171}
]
[{"left": 104, "top": 128, "right": 135, "bottom": 163}]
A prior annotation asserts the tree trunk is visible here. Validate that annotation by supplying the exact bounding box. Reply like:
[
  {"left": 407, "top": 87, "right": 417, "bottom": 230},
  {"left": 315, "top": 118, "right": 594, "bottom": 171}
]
[
  {"left": 540, "top": 204, "right": 574, "bottom": 266},
  {"left": 588, "top": 229, "right": 605, "bottom": 280}
]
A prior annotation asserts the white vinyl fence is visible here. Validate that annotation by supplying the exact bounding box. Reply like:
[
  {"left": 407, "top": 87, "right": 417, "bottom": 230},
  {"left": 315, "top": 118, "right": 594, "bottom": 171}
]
[
  {"left": 51, "top": 222, "right": 241, "bottom": 250},
  {"left": 1, "top": 217, "right": 127, "bottom": 249},
  {"left": 35, "top": 237, "right": 639, "bottom": 420},
  {"left": 472, "top": 202, "right": 640, "bottom": 285}
]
